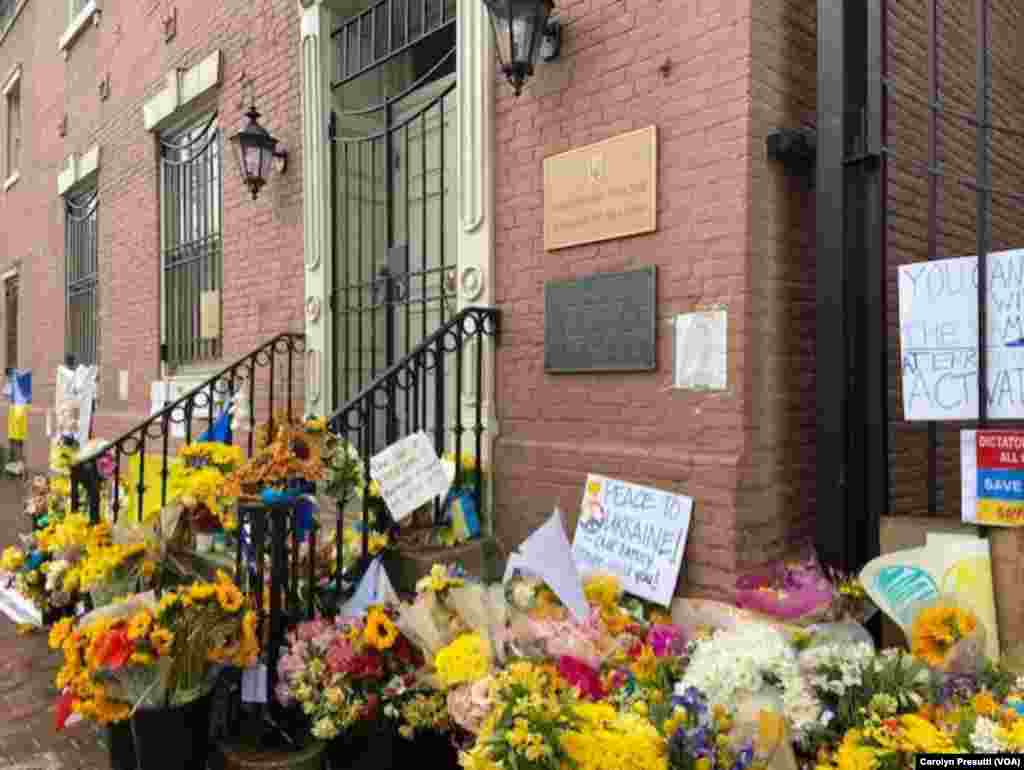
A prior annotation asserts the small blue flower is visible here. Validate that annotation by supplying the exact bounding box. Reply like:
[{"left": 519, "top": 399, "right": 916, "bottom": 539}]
[{"left": 732, "top": 743, "right": 754, "bottom": 770}]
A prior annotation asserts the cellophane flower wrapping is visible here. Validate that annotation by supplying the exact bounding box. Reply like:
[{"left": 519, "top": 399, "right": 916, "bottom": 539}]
[
  {"left": 734, "top": 547, "right": 837, "bottom": 625},
  {"left": 445, "top": 582, "right": 509, "bottom": 664},
  {"left": 908, "top": 594, "right": 987, "bottom": 675}
]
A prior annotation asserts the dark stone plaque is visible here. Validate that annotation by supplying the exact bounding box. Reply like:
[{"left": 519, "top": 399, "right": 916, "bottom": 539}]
[{"left": 544, "top": 266, "right": 657, "bottom": 373}]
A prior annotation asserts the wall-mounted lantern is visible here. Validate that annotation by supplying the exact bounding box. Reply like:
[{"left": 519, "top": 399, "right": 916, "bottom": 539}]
[
  {"left": 229, "top": 97, "right": 289, "bottom": 201},
  {"left": 482, "top": 0, "right": 562, "bottom": 96}
]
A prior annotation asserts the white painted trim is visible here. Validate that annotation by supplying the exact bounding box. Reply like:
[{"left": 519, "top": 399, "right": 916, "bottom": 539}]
[
  {"left": 58, "top": 0, "right": 99, "bottom": 56},
  {"left": 57, "top": 144, "right": 101, "bottom": 196},
  {"left": 2, "top": 63, "right": 21, "bottom": 96},
  {"left": 143, "top": 51, "right": 222, "bottom": 132},
  {"left": 298, "top": 1, "right": 334, "bottom": 416},
  {"left": 3, "top": 172, "right": 19, "bottom": 191}
]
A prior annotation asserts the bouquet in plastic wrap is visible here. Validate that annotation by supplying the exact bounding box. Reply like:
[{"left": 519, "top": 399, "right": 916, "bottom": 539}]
[
  {"left": 908, "top": 594, "right": 987, "bottom": 675},
  {"left": 734, "top": 546, "right": 837, "bottom": 626}
]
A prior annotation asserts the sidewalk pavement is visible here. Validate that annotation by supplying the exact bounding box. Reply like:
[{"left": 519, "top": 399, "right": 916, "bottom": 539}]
[{"left": 0, "top": 477, "right": 109, "bottom": 769}]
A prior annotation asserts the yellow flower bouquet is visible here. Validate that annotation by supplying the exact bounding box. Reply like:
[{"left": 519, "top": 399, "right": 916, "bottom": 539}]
[
  {"left": 71, "top": 541, "right": 153, "bottom": 608},
  {"left": 167, "top": 442, "right": 245, "bottom": 532},
  {"left": 50, "top": 572, "right": 259, "bottom": 727}
]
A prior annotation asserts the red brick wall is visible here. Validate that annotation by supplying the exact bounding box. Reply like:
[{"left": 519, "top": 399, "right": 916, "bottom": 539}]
[
  {"left": 0, "top": 0, "right": 305, "bottom": 469},
  {"left": 492, "top": 0, "right": 757, "bottom": 599}
]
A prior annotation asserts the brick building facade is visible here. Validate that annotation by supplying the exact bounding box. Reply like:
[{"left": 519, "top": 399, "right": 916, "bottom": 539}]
[
  {"left": 3, "top": 0, "right": 1017, "bottom": 600},
  {"left": 0, "top": 0, "right": 305, "bottom": 471}
]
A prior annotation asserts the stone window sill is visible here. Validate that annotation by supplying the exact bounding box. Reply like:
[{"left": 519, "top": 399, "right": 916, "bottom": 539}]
[
  {"left": 3, "top": 172, "right": 19, "bottom": 191},
  {"left": 59, "top": 0, "right": 99, "bottom": 58}
]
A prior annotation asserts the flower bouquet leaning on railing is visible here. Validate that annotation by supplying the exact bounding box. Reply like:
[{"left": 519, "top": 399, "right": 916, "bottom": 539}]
[
  {"left": 50, "top": 572, "right": 259, "bottom": 770},
  {"left": 166, "top": 441, "right": 245, "bottom": 551},
  {"left": 224, "top": 415, "right": 327, "bottom": 503}
]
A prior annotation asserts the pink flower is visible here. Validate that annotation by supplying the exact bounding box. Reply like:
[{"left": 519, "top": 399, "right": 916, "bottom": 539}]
[
  {"left": 275, "top": 683, "right": 294, "bottom": 706},
  {"left": 326, "top": 638, "right": 356, "bottom": 674},
  {"left": 278, "top": 651, "right": 305, "bottom": 679},
  {"left": 448, "top": 678, "right": 493, "bottom": 734},
  {"left": 296, "top": 618, "right": 331, "bottom": 642},
  {"left": 647, "top": 624, "right": 684, "bottom": 657},
  {"left": 557, "top": 656, "right": 605, "bottom": 700}
]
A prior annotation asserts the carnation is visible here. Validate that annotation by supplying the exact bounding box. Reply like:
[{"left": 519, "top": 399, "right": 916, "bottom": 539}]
[
  {"left": 972, "top": 716, "right": 1006, "bottom": 754},
  {"left": 677, "top": 623, "right": 822, "bottom": 738}
]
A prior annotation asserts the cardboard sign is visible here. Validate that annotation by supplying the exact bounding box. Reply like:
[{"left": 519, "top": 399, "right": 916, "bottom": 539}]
[
  {"left": 370, "top": 432, "right": 450, "bottom": 522},
  {"left": 571, "top": 474, "right": 692, "bottom": 606},
  {"left": 898, "top": 249, "right": 1024, "bottom": 420}
]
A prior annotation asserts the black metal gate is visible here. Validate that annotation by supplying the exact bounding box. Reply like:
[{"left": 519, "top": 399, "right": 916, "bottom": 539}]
[
  {"left": 817, "top": 0, "right": 1024, "bottom": 571},
  {"left": 329, "top": 0, "right": 458, "bottom": 436}
]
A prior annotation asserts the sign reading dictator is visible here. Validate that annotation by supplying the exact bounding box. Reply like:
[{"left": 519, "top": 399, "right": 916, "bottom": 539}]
[{"left": 976, "top": 430, "right": 1024, "bottom": 525}]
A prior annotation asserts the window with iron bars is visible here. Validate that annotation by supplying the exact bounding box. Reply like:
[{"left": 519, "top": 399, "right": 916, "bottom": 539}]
[
  {"left": 66, "top": 187, "right": 99, "bottom": 366},
  {"left": 160, "top": 114, "right": 223, "bottom": 368},
  {"left": 67, "top": 0, "right": 89, "bottom": 24},
  {"left": 5, "top": 274, "right": 17, "bottom": 372},
  {"left": 0, "top": 0, "right": 18, "bottom": 33}
]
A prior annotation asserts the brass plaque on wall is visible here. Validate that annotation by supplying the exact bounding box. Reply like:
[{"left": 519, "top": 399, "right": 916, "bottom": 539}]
[
  {"left": 543, "top": 126, "right": 657, "bottom": 251},
  {"left": 544, "top": 266, "right": 656, "bottom": 373},
  {"left": 200, "top": 291, "right": 221, "bottom": 339}
]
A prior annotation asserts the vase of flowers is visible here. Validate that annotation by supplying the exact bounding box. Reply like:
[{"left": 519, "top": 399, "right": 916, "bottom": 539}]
[
  {"left": 50, "top": 575, "right": 260, "bottom": 770},
  {"left": 275, "top": 606, "right": 427, "bottom": 769}
]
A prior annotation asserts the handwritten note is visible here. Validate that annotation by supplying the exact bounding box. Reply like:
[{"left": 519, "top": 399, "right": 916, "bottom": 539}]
[
  {"left": 370, "top": 432, "right": 450, "bottom": 522},
  {"left": 899, "top": 249, "right": 1024, "bottom": 420},
  {"left": 571, "top": 474, "right": 692, "bottom": 606}
]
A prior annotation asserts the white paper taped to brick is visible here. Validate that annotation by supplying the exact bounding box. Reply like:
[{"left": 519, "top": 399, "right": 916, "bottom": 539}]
[{"left": 674, "top": 310, "right": 727, "bottom": 391}]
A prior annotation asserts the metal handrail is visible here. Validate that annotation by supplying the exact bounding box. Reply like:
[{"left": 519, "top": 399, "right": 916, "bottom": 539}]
[
  {"left": 327, "top": 305, "right": 499, "bottom": 576},
  {"left": 70, "top": 332, "right": 306, "bottom": 522}
]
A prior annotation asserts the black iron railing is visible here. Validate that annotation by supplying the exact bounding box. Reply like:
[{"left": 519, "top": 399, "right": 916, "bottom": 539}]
[
  {"left": 328, "top": 305, "right": 499, "bottom": 572},
  {"left": 70, "top": 332, "right": 306, "bottom": 523}
]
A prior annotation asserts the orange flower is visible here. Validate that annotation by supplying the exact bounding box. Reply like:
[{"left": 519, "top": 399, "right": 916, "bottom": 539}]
[
  {"left": 910, "top": 605, "right": 977, "bottom": 668},
  {"left": 973, "top": 692, "right": 999, "bottom": 718}
]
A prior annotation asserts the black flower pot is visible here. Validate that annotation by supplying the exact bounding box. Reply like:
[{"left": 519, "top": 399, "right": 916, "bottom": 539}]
[
  {"left": 327, "top": 718, "right": 398, "bottom": 770},
  {"left": 108, "top": 694, "right": 213, "bottom": 770},
  {"left": 398, "top": 731, "right": 459, "bottom": 770}
]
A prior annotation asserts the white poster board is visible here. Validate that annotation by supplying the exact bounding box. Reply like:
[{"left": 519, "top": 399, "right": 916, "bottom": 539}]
[
  {"left": 674, "top": 310, "right": 727, "bottom": 391},
  {"left": 370, "top": 431, "right": 450, "bottom": 522},
  {"left": 571, "top": 474, "right": 692, "bottom": 606},
  {"left": 899, "top": 249, "right": 1024, "bottom": 420}
]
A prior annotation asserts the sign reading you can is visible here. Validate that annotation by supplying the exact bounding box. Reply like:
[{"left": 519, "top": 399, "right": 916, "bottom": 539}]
[
  {"left": 571, "top": 474, "right": 692, "bottom": 606},
  {"left": 543, "top": 126, "right": 657, "bottom": 251},
  {"left": 544, "top": 266, "right": 656, "bottom": 372},
  {"left": 370, "top": 431, "right": 450, "bottom": 522}
]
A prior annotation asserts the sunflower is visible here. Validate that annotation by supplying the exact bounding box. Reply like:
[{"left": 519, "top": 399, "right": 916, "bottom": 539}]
[
  {"left": 49, "top": 617, "right": 75, "bottom": 650},
  {"left": 149, "top": 627, "right": 174, "bottom": 656},
  {"left": 364, "top": 608, "right": 399, "bottom": 650},
  {"left": 126, "top": 611, "right": 153, "bottom": 641},
  {"left": 910, "top": 605, "right": 977, "bottom": 668}
]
